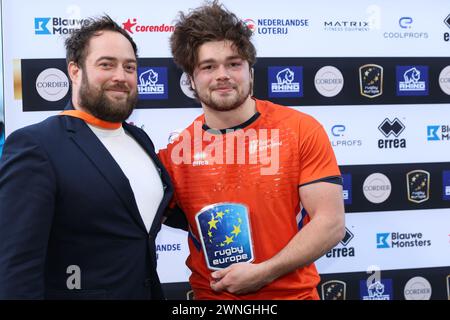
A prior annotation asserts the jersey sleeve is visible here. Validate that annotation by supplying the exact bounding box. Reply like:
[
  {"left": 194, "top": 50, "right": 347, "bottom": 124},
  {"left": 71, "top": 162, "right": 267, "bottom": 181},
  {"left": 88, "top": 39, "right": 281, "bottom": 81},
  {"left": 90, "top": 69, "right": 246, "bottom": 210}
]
[{"left": 298, "top": 119, "right": 341, "bottom": 186}]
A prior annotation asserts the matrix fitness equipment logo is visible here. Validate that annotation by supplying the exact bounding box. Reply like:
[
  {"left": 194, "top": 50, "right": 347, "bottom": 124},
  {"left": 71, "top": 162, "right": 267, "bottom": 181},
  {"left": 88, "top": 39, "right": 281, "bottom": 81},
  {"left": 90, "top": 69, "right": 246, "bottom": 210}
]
[{"left": 195, "top": 203, "right": 254, "bottom": 270}]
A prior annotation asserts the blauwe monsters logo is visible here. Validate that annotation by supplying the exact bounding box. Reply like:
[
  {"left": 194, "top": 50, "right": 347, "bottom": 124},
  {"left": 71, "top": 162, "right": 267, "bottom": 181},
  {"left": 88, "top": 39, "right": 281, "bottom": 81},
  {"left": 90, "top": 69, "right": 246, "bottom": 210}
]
[{"left": 195, "top": 203, "right": 254, "bottom": 270}]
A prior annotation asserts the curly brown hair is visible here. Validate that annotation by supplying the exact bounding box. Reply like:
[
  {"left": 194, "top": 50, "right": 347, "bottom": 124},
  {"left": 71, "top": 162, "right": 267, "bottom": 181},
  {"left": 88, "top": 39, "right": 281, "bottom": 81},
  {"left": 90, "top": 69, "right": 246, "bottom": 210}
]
[{"left": 170, "top": 0, "right": 256, "bottom": 76}]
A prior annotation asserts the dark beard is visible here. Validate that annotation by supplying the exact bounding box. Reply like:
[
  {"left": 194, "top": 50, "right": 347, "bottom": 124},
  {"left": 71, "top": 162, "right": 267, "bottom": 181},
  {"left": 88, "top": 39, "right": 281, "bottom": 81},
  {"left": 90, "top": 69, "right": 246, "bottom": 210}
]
[{"left": 78, "top": 73, "right": 137, "bottom": 123}]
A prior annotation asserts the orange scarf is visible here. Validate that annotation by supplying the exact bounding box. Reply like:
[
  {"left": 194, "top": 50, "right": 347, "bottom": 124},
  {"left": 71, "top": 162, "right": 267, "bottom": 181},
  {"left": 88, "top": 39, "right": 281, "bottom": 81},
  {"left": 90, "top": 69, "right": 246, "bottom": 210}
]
[{"left": 59, "top": 110, "right": 121, "bottom": 129}]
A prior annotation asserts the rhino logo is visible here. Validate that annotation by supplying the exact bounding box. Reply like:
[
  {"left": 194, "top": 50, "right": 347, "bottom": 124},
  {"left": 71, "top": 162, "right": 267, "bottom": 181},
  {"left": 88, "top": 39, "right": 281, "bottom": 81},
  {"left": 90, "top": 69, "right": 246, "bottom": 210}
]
[
  {"left": 139, "top": 68, "right": 158, "bottom": 86},
  {"left": 276, "top": 68, "right": 295, "bottom": 84},
  {"left": 368, "top": 281, "right": 385, "bottom": 298},
  {"left": 269, "top": 66, "right": 302, "bottom": 97},
  {"left": 403, "top": 67, "right": 421, "bottom": 84},
  {"left": 397, "top": 65, "right": 428, "bottom": 95}
]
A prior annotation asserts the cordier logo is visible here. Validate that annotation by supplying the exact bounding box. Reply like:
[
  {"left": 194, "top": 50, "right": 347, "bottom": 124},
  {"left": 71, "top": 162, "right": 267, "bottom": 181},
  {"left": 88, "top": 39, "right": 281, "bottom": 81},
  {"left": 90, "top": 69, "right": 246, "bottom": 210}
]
[{"left": 122, "top": 18, "right": 175, "bottom": 34}]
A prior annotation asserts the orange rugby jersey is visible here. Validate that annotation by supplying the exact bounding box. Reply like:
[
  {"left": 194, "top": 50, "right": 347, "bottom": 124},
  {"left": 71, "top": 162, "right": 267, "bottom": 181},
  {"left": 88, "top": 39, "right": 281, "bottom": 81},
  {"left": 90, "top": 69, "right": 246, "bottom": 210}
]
[{"left": 159, "top": 99, "right": 341, "bottom": 299}]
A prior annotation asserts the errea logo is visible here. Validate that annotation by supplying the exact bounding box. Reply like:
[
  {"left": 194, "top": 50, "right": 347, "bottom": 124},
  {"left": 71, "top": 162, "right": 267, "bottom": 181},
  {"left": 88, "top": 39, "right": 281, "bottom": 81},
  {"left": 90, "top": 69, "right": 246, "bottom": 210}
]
[
  {"left": 378, "top": 118, "right": 406, "bottom": 149},
  {"left": 326, "top": 227, "right": 355, "bottom": 258}
]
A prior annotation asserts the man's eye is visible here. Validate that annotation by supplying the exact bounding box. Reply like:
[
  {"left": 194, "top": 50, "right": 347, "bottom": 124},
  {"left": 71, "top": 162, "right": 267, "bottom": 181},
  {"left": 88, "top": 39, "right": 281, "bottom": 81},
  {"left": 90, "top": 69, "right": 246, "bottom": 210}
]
[{"left": 125, "top": 65, "right": 136, "bottom": 72}]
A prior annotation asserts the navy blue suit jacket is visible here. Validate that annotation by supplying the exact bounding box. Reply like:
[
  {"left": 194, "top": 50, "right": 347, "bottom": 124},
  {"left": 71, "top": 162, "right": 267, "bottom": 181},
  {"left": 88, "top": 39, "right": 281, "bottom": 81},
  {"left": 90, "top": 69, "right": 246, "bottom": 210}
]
[{"left": 0, "top": 113, "right": 173, "bottom": 299}]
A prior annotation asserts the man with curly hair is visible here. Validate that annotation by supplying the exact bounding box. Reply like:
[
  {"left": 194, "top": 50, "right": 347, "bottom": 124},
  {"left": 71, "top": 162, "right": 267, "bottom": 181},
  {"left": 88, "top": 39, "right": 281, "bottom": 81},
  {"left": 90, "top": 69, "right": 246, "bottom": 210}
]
[{"left": 160, "top": 1, "right": 345, "bottom": 300}]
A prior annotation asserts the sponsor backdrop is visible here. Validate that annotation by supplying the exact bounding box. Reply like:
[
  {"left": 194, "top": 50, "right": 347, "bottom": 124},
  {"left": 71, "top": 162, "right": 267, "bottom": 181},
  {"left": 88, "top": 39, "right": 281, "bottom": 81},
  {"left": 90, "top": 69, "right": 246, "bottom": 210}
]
[
  {"left": 0, "top": 8, "right": 3, "bottom": 155},
  {"left": 2, "top": 0, "right": 450, "bottom": 300}
]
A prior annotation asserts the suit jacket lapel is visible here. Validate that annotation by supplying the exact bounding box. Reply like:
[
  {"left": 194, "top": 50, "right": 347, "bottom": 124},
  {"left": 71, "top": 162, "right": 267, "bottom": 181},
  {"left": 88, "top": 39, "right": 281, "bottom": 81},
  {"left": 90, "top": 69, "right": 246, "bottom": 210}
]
[{"left": 63, "top": 116, "right": 148, "bottom": 233}]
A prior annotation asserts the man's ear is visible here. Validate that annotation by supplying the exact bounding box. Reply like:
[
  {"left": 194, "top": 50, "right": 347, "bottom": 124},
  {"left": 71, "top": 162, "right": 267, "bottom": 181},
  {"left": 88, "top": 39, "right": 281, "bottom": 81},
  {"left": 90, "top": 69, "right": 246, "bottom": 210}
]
[
  {"left": 68, "top": 61, "right": 81, "bottom": 85},
  {"left": 250, "top": 67, "right": 254, "bottom": 80},
  {"left": 189, "top": 74, "right": 196, "bottom": 90}
]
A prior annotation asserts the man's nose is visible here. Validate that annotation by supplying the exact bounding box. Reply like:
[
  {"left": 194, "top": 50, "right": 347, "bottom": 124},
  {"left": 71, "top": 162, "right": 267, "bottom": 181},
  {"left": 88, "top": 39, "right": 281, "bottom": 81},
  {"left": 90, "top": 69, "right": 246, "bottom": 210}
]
[
  {"left": 111, "top": 66, "right": 127, "bottom": 82},
  {"left": 215, "top": 64, "right": 230, "bottom": 81}
]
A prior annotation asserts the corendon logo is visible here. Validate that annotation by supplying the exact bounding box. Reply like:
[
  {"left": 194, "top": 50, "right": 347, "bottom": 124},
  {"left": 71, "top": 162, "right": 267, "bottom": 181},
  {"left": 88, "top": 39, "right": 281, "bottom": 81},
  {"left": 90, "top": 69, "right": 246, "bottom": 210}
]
[{"left": 122, "top": 18, "right": 175, "bottom": 34}]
